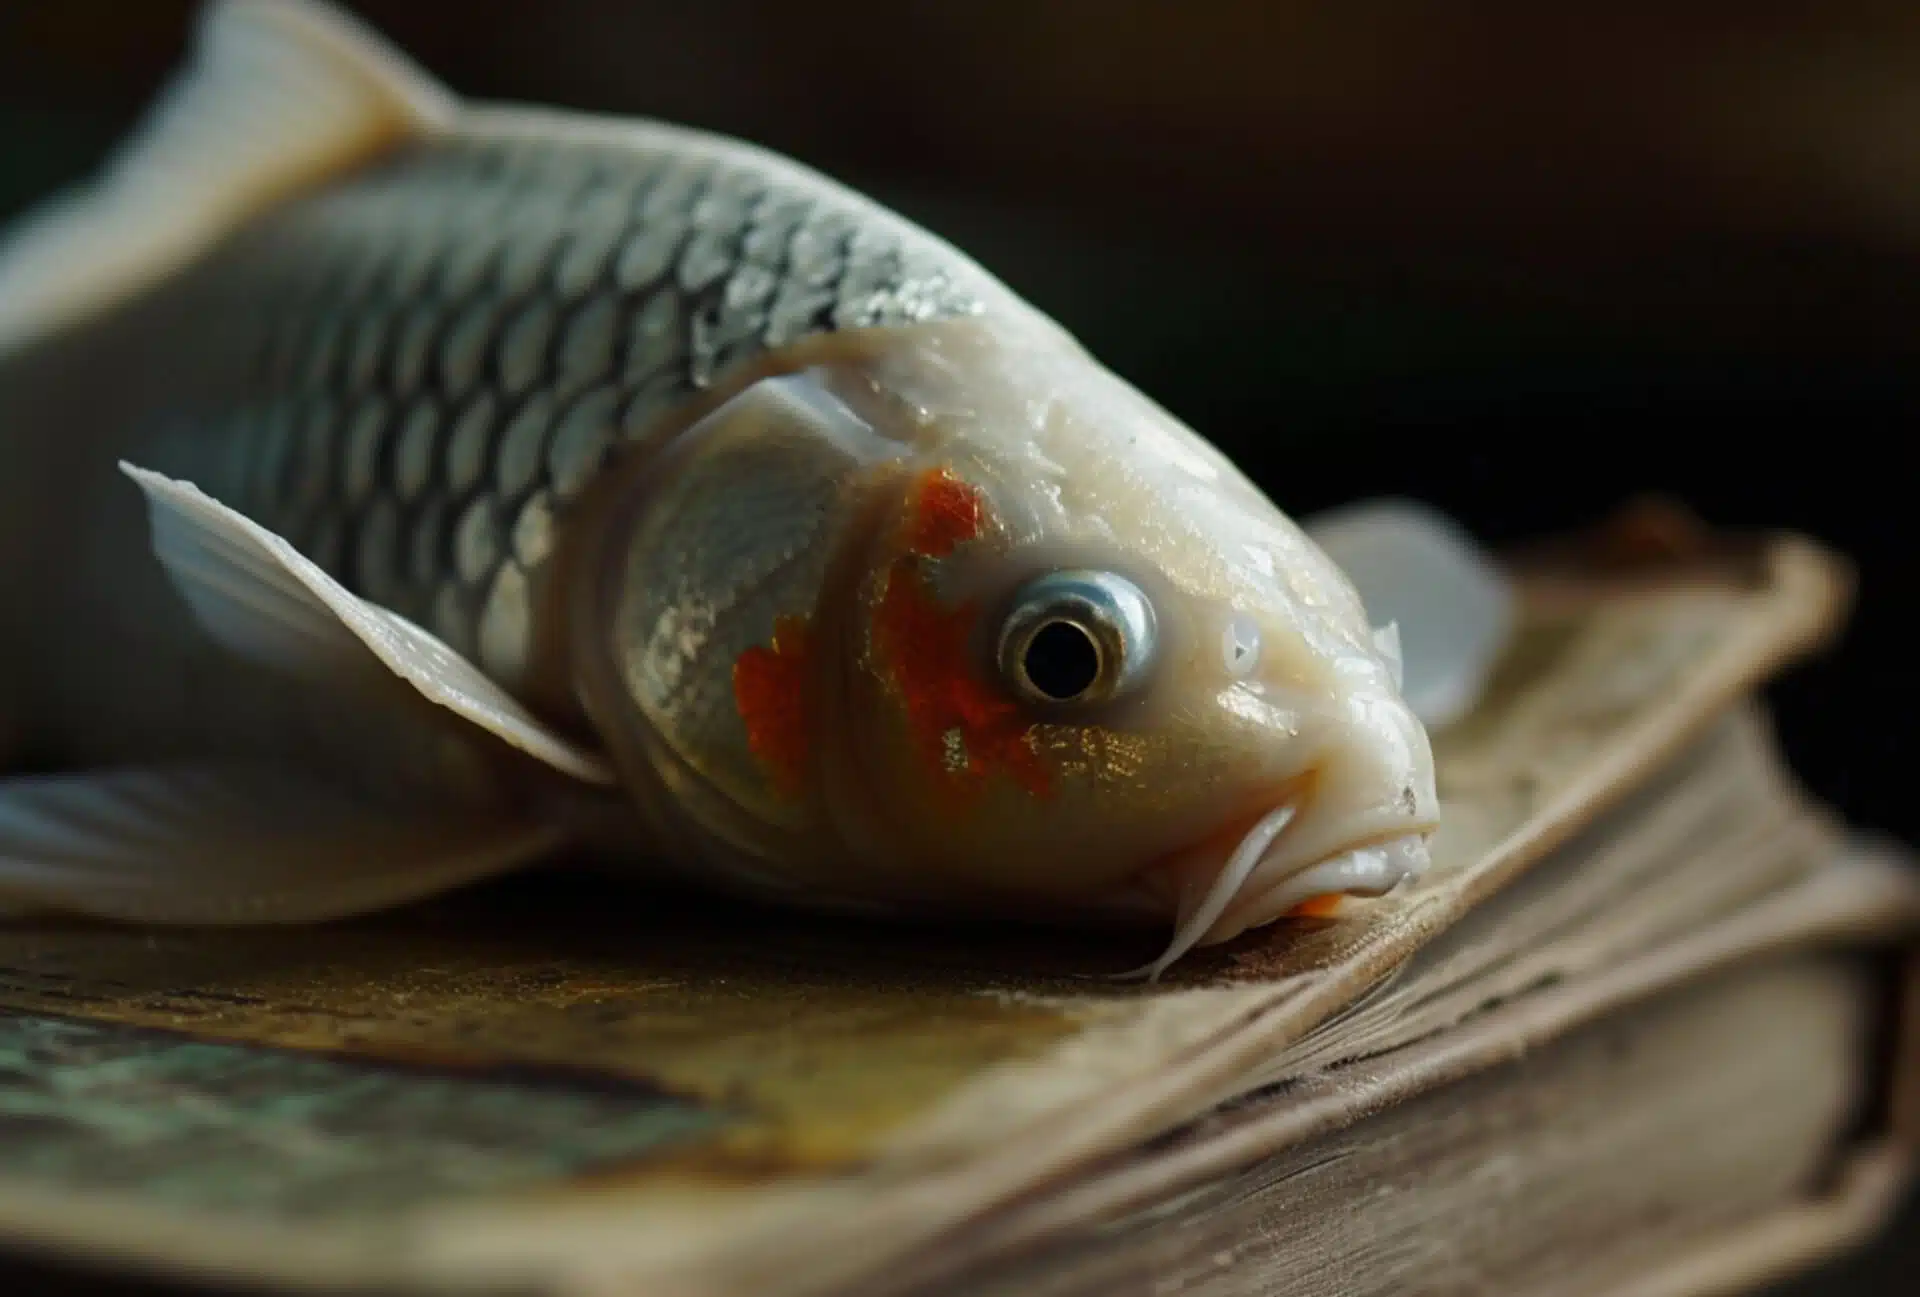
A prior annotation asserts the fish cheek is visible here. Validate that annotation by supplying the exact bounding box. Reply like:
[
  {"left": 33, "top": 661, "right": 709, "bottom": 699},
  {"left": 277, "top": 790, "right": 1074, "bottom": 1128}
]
[
  {"left": 857, "top": 469, "right": 1051, "bottom": 804},
  {"left": 846, "top": 471, "right": 1267, "bottom": 904},
  {"left": 833, "top": 467, "right": 1108, "bottom": 898}
]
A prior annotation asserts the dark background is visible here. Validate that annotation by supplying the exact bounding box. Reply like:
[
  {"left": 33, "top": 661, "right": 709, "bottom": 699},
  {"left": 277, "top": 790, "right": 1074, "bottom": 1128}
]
[{"left": 1, "top": 1, "right": 1916, "bottom": 1293}]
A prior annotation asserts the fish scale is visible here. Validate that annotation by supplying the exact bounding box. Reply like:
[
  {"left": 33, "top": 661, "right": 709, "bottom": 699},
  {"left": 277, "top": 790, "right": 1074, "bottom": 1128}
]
[{"left": 176, "top": 135, "right": 983, "bottom": 689}]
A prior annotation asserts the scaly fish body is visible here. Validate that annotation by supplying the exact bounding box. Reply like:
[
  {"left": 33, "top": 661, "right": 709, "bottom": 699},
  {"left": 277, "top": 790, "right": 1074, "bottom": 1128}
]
[
  {"left": 6, "top": 116, "right": 989, "bottom": 787},
  {"left": 0, "top": 1, "right": 1513, "bottom": 972}
]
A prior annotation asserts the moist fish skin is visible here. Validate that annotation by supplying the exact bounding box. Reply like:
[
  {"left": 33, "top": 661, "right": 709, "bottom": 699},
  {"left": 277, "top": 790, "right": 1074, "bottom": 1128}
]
[{"left": 0, "top": 0, "right": 1512, "bottom": 971}]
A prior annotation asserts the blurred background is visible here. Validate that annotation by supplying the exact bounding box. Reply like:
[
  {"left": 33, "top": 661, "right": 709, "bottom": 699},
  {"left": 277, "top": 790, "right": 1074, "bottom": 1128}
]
[{"left": 0, "top": 1, "right": 1916, "bottom": 1292}]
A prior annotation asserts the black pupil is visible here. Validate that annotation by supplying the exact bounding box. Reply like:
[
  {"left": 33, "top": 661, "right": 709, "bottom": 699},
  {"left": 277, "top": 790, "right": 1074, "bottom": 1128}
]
[{"left": 1024, "top": 620, "right": 1102, "bottom": 701}]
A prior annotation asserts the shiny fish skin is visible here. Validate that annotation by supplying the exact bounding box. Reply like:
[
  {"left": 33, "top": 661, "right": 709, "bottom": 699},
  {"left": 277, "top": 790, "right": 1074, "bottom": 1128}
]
[
  {"left": 151, "top": 136, "right": 985, "bottom": 689},
  {"left": 0, "top": 0, "right": 1510, "bottom": 970}
]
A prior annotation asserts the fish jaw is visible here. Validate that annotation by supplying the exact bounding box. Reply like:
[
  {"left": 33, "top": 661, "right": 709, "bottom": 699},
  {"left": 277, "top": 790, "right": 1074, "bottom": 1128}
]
[{"left": 1123, "top": 686, "right": 1439, "bottom": 980}]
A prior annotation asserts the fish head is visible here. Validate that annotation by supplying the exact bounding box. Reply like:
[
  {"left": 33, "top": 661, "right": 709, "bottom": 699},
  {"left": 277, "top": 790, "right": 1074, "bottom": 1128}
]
[
  {"left": 818, "top": 317, "right": 1440, "bottom": 965},
  {"left": 572, "top": 315, "right": 1438, "bottom": 968}
]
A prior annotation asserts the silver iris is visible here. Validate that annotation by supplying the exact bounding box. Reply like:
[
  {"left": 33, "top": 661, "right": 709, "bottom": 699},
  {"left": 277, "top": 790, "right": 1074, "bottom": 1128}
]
[{"left": 997, "top": 570, "right": 1159, "bottom": 707}]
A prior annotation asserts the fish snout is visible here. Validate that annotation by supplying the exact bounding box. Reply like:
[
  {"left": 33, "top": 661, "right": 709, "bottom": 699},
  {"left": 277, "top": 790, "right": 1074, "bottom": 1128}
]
[{"left": 1210, "top": 689, "right": 1441, "bottom": 943}]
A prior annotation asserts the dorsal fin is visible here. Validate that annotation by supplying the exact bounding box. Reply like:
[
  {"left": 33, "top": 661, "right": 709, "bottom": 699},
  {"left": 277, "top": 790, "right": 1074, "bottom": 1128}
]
[{"left": 0, "top": 0, "right": 458, "bottom": 355}]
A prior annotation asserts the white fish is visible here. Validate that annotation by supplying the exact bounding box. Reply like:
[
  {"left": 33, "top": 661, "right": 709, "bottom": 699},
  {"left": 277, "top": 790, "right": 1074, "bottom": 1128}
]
[{"left": 0, "top": 0, "right": 1512, "bottom": 975}]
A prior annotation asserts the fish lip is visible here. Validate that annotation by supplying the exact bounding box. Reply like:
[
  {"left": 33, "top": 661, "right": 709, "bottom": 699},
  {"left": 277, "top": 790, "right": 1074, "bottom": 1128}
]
[
  {"left": 1120, "top": 782, "right": 1436, "bottom": 981},
  {"left": 1244, "top": 803, "right": 1438, "bottom": 901},
  {"left": 1193, "top": 684, "right": 1441, "bottom": 943},
  {"left": 1189, "top": 805, "right": 1437, "bottom": 940},
  {"left": 1206, "top": 824, "right": 1434, "bottom": 945}
]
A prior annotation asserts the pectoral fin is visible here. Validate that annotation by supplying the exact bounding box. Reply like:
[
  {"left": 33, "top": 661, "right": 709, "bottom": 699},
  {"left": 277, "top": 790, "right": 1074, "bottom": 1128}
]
[
  {"left": 121, "top": 462, "right": 616, "bottom": 786},
  {"left": 0, "top": 764, "right": 567, "bottom": 924},
  {"left": 1305, "top": 497, "right": 1515, "bottom": 729}
]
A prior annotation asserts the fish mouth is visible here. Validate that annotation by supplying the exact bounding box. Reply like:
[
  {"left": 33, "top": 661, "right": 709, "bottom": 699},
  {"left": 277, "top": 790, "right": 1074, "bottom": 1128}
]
[{"left": 1119, "top": 794, "right": 1436, "bottom": 982}]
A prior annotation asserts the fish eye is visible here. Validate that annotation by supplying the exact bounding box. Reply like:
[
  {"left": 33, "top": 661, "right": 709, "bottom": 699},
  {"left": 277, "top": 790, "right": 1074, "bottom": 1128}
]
[{"left": 997, "top": 570, "right": 1158, "bottom": 707}]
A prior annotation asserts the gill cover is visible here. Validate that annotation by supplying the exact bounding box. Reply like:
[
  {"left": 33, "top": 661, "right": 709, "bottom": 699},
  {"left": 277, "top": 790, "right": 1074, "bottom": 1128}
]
[{"left": 572, "top": 372, "right": 904, "bottom": 885}]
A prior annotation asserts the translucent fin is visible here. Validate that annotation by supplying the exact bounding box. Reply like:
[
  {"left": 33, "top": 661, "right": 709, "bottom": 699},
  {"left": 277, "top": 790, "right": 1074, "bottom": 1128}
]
[
  {"left": 0, "top": 764, "right": 566, "bottom": 924},
  {"left": 121, "top": 463, "right": 616, "bottom": 786},
  {"left": 0, "top": 0, "right": 457, "bottom": 353},
  {"left": 1372, "top": 620, "right": 1404, "bottom": 692},
  {"left": 1305, "top": 497, "right": 1516, "bottom": 730}
]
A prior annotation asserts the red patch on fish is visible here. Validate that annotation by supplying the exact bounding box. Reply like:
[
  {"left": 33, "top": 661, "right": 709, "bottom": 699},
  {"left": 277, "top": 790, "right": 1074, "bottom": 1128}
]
[
  {"left": 908, "top": 468, "right": 986, "bottom": 558},
  {"left": 872, "top": 469, "right": 1051, "bottom": 800},
  {"left": 732, "top": 614, "right": 813, "bottom": 798}
]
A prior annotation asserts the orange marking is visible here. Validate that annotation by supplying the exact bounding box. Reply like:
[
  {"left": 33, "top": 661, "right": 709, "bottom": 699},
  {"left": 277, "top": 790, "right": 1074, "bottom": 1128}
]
[
  {"left": 872, "top": 469, "right": 1051, "bottom": 800},
  {"left": 732, "top": 614, "right": 814, "bottom": 798},
  {"left": 909, "top": 468, "right": 986, "bottom": 558},
  {"left": 1286, "top": 893, "right": 1345, "bottom": 919}
]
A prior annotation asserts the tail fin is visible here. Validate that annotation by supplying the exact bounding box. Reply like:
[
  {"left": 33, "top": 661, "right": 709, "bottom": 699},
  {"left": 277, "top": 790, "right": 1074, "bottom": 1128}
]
[{"left": 0, "top": 0, "right": 457, "bottom": 357}]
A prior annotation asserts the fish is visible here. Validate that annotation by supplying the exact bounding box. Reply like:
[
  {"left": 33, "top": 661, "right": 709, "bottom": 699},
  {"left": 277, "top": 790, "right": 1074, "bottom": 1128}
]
[{"left": 0, "top": 0, "right": 1513, "bottom": 977}]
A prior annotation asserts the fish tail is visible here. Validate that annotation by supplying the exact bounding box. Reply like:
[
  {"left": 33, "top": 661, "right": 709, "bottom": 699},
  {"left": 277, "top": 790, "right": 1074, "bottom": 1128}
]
[
  {"left": 0, "top": 0, "right": 457, "bottom": 360},
  {"left": 0, "top": 0, "right": 463, "bottom": 763}
]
